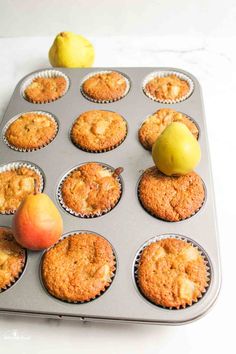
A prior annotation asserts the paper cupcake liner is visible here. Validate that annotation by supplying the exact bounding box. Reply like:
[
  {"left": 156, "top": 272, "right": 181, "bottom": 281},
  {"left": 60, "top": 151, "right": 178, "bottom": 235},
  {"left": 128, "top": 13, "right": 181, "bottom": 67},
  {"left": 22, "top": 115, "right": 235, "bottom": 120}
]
[
  {"left": 0, "top": 161, "right": 45, "bottom": 215},
  {"left": 0, "top": 226, "right": 27, "bottom": 293},
  {"left": 133, "top": 234, "right": 211, "bottom": 310},
  {"left": 142, "top": 70, "right": 194, "bottom": 104},
  {"left": 138, "top": 110, "right": 200, "bottom": 149},
  {"left": 70, "top": 115, "right": 128, "bottom": 153},
  {"left": 2, "top": 111, "right": 59, "bottom": 152},
  {"left": 71, "top": 134, "right": 127, "bottom": 153},
  {"left": 80, "top": 70, "right": 131, "bottom": 103},
  {"left": 40, "top": 230, "right": 117, "bottom": 304},
  {"left": 137, "top": 171, "right": 206, "bottom": 222},
  {"left": 21, "top": 69, "right": 70, "bottom": 103},
  {"left": 0, "top": 253, "right": 26, "bottom": 293},
  {"left": 57, "top": 162, "right": 123, "bottom": 218}
]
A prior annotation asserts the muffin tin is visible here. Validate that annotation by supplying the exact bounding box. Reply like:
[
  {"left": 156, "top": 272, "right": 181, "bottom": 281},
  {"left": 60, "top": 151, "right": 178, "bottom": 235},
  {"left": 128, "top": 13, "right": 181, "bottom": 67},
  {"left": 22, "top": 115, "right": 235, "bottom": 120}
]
[{"left": 0, "top": 67, "right": 221, "bottom": 324}]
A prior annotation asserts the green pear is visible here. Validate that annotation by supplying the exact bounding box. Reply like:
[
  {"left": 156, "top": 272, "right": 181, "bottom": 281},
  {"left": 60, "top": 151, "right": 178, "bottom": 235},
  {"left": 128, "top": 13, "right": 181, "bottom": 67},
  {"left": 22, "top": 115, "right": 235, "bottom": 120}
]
[
  {"left": 152, "top": 122, "right": 201, "bottom": 176},
  {"left": 49, "top": 31, "right": 95, "bottom": 68}
]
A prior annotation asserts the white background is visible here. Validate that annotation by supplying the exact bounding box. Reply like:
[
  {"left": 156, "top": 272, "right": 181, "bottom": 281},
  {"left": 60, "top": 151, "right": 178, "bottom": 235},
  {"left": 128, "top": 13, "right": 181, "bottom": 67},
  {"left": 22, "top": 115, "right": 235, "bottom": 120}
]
[
  {"left": 1, "top": 0, "right": 236, "bottom": 38},
  {"left": 0, "top": 1, "right": 235, "bottom": 353}
]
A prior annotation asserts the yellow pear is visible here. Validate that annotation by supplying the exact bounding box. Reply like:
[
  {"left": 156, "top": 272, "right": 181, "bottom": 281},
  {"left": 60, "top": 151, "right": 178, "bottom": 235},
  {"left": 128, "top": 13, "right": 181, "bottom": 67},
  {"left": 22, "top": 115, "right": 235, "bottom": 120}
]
[
  {"left": 152, "top": 122, "right": 201, "bottom": 176},
  {"left": 49, "top": 31, "right": 95, "bottom": 68}
]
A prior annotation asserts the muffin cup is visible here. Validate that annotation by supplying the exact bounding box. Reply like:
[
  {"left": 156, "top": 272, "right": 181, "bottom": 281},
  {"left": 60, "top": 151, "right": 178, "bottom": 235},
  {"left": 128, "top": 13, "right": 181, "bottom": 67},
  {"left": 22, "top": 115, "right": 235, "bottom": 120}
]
[
  {"left": 0, "top": 226, "right": 27, "bottom": 293},
  {"left": 71, "top": 133, "right": 127, "bottom": 153},
  {"left": 40, "top": 230, "right": 117, "bottom": 304},
  {"left": 138, "top": 110, "right": 200, "bottom": 150},
  {"left": 133, "top": 234, "right": 211, "bottom": 309},
  {"left": 3, "top": 111, "right": 59, "bottom": 152},
  {"left": 80, "top": 70, "right": 131, "bottom": 103},
  {"left": 70, "top": 114, "right": 128, "bottom": 153},
  {"left": 57, "top": 163, "right": 123, "bottom": 218},
  {"left": 142, "top": 70, "right": 194, "bottom": 104},
  {"left": 0, "top": 161, "right": 45, "bottom": 215},
  {"left": 137, "top": 171, "right": 206, "bottom": 222},
  {"left": 0, "top": 253, "right": 26, "bottom": 293},
  {"left": 21, "top": 69, "right": 70, "bottom": 103}
]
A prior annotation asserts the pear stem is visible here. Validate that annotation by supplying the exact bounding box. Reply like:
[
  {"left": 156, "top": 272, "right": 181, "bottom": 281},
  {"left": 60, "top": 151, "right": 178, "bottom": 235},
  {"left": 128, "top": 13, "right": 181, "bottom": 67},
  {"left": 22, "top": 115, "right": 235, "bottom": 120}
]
[{"left": 113, "top": 167, "right": 124, "bottom": 178}]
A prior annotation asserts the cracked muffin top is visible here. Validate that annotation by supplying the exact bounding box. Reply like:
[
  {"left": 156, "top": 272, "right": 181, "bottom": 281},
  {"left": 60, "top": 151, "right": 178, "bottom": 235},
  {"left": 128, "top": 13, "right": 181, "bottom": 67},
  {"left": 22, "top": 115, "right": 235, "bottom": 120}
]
[
  {"left": 144, "top": 74, "right": 190, "bottom": 101},
  {"left": 60, "top": 163, "right": 122, "bottom": 216},
  {"left": 139, "top": 108, "right": 198, "bottom": 150},
  {"left": 5, "top": 113, "right": 57, "bottom": 150},
  {"left": 71, "top": 110, "right": 127, "bottom": 152},
  {"left": 82, "top": 71, "right": 128, "bottom": 101},
  {"left": 42, "top": 233, "right": 115, "bottom": 302},
  {"left": 0, "top": 227, "right": 25, "bottom": 290},
  {"left": 137, "top": 238, "right": 208, "bottom": 308},
  {"left": 24, "top": 76, "right": 67, "bottom": 103},
  {"left": 138, "top": 167, "right": 204, "bottom": 221},
  {"left": 0, "top": 167, "right": 42, "bottom": 214}
]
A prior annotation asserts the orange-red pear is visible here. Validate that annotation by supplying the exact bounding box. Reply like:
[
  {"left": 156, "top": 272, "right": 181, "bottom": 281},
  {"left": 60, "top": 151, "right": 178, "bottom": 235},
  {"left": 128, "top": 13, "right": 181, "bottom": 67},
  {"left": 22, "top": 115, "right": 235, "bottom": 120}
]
[{"left": 12, "top": 193, "right": 63, "bottom": 250}]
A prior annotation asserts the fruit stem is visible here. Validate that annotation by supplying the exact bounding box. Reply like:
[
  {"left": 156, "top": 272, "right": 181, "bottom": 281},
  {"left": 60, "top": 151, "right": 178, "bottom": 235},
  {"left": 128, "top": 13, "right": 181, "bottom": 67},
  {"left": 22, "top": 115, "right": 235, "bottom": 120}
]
[{"left": 113, "top": 167, "right": 124, "bottom": 178}]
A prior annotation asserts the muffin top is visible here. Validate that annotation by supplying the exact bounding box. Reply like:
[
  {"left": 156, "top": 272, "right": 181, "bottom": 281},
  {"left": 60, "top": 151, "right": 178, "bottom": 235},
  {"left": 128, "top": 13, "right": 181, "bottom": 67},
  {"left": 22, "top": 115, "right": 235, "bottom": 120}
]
[
  {"left": 61, "top": 163, "right": 122, "bottom": 216},
  {"left": 24, "top": 76, "right": 67, "bottom": 103},
  {"left": 42, "top": 233, "right": 115, "bottom": 302},
  {"left": 137, "top": 238, "right": 208, "bottom": 308},
  {"left": 139, "top": 167, "right": 204, "bottom": 221},
  {"left": 139, "top": 108, "right": 198, "bottom": 150},
  {"left": 82, "top": 71, "right": 128, "bottom": 101},
  {"left": 0, "top": 227, "right": 25, "bottom": 290},
  {"left": 5, "top": 113, "right": 57, "bottom": 150},
  {"left": 145, "top": 74, "right": 190, "bottom": 101},
  {"left": 71, "top": 110, "right": 127, "bottom": 152},
  {"left": 0, "top": 167, "right": 42, "bottom": 213}
]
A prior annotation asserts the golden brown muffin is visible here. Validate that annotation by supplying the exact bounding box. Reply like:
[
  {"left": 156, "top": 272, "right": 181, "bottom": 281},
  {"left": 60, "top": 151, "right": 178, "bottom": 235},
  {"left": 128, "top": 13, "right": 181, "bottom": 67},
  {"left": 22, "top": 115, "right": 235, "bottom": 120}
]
[
  {"left": 5, "top": 113, "right": 57, "bottom": 150},
  {"left": 137, "top": 238, "right": 208, "bottom": 308},
  {"left": 42, "top": 233, "right": 115, "bottom": 302},
  {"left": 138, "top": 167, "right": 205, "bottom": 221},
  {"left": 60, "top": 163, "right": 122, "bottom": 217},
  {"left": 0, "top": 227, "right": 25, "bottom": 290},
  {"left": 82, "top": 71, "right": 128, "bottom": 102},
  {"left": 144, "top": 74, "right": 190, "bottom": 101},
  {"left": 0, "top": 166, "right": 42, "bottom": 214},
  {"left": 24, "top": 76, "right": 67, "bottom": 103},
  {"left": 139, "top": 108, "right": 199, "bottom": 150},
  {"left": 71, "top": 110, "right": 127, "bottom": 152}
]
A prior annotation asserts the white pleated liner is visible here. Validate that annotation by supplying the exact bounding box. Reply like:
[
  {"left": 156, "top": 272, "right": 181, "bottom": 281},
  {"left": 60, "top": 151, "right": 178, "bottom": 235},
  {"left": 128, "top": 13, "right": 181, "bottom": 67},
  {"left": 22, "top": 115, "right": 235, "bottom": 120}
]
[
  {"left": 21, "top": 69, "right": 70, "bottom": 103},
  {"left": 80, "top": 70, "right": 131, "bottom": 103},
  {"left": 133, "top": 234, "right": 211, "bottom": 310},
  {"left": 70, "top": 112, "right": 128, "bottom": 153},
  {"left": 142, "top": 70, "right": 194, "bottom": 104},
  {"left": 0, "top": 226, "right": 27, "bottom": 293},
  {"left": 0, "top": 161, "right": 45, "bottom": 215},
  {"left": 40, "top": 230, "right": 117, "bottom": 304},
  {"left": 57, "top": 163, "right": 123, "bottom": 218},
  {"left": 139, "top": 110, "right": 200, "bottom": 144},
  {"left": 3, "top": 111, "right": 59, "bottom": 152},
  {"left": 71, "top": 132, "right": 127, "bottom": 153}
]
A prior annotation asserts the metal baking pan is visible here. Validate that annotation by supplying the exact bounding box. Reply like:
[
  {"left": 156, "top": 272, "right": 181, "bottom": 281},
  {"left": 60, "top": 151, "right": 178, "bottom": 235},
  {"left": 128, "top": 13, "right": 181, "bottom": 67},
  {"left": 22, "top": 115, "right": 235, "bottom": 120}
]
[{"left": 0, "top": 67, "right": 221, "bottom": 325}]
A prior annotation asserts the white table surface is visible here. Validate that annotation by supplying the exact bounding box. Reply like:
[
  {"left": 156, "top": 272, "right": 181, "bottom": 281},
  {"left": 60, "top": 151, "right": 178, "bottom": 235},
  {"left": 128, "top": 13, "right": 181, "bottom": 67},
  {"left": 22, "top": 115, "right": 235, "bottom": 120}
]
[{"left": 0, "top": 36, "right": 234, "bottom": 353}]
